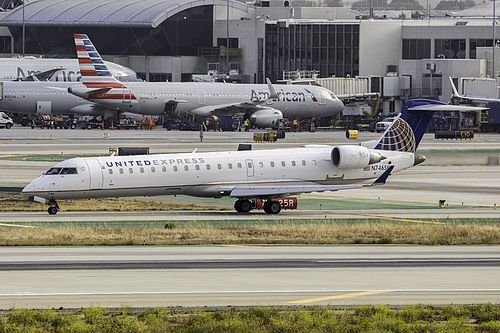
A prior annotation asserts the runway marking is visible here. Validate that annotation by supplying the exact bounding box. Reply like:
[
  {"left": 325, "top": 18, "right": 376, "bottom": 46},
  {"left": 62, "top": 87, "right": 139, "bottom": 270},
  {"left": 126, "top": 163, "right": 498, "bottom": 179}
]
[
  {"left": 221, "top": 245, "right": 254, "bottom": 248},
  {"left": 0, "top": 223, "right": 37, "bottom": 228},
  {"left": 2, "top": 289, "right": 500, "bottom": 297},
  {"left": 286, "top": 290, "right": 394, "bottom": 304}
]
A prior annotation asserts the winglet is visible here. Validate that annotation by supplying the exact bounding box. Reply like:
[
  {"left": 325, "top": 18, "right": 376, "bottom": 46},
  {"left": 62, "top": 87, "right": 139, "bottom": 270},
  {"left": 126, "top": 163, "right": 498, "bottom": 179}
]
[
  {"left": 371, "top": 165, "right": 395, "bottom": 186},
  {"left": 449, "top": 77, "right": 462, "bottom": 98},
  {"left": 266, "top": 78, "right": 278, "bottom": 100}
]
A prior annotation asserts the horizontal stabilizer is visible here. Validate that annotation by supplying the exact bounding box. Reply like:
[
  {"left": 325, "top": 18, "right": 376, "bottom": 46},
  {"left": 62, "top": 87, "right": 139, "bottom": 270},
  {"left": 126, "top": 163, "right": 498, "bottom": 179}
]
[
  {"left": 68, "top": 85, "right": 112, "bottom": 99},
  {"left": 370, "top": 165, "right": 394, "bottom": 186},
  {"left": 19, "top": 67, "right": 66, "bottom": 82}
]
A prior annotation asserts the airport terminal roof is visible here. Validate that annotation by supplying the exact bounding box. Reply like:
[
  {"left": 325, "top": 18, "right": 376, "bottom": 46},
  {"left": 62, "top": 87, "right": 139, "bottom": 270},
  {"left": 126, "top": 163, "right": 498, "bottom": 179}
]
[
  {"left": 0, "top": 0, "right": 249, "bottom": 28},
  {"left": 453, "top": 2, "right": 499, "bottom": 18}
]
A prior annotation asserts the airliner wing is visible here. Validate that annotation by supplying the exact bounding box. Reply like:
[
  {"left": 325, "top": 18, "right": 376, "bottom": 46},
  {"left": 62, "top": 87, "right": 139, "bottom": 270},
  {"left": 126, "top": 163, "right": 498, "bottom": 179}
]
[
  {"left": 229, "top": 184, "right": 364, "bottom": 198},
  {"left": 187, "top": 78, "right": 278, "bottom": 116},
  {"left": 190, "top": 102, "right": 263, "bottom": 117},
  {"left": 229, "top": 166, "right": 394, "bottom": 197}
]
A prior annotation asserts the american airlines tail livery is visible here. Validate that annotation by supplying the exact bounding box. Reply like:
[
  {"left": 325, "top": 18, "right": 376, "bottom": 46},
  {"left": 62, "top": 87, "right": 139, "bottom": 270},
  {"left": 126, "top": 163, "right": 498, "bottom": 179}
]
[
  {"left": 68, "top": 34, "right": 344, "bottom": 128},
  {"left": 23, "top": 99, "right": 484, "bottom": 215}
]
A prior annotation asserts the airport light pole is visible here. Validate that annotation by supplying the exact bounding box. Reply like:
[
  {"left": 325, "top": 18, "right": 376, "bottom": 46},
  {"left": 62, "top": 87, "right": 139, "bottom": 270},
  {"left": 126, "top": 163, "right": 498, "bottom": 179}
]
[
  {"left": 22, "top": 0, "right": 25, "bottom": 56},
  {"left": 493, "top": 0, "right": 496, "bottom": 78},
  {"left": 226, "top": 0, "right": 230, "bottom": 76}
]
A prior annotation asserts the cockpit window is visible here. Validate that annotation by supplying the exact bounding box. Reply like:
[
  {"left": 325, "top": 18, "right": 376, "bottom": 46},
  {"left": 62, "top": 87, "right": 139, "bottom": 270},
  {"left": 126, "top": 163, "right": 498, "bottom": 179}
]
[
  {"left": 45, "top": 167, "right": 78, "bottom": 175},
  {"left": 61, "top": 168, "right": 78, "bottom": 175},
  {"left": 45, "top": 168, "right": 61, "bottom": 175}
]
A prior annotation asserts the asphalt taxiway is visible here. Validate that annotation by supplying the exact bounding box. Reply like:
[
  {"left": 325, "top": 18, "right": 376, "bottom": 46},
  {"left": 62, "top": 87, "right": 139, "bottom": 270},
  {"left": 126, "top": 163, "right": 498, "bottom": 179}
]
[{"left": 0, "top": 246, "right": 499, "bottom": 308}]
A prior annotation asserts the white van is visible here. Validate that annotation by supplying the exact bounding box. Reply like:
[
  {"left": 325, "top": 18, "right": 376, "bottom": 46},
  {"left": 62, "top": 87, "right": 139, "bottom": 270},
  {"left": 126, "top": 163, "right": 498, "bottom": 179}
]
[
  {"left": 375, "top": 117, "right": 395, "bottom": 133},
  {"left": 0, "top": 112, "right": 13, "bottom": 129}
]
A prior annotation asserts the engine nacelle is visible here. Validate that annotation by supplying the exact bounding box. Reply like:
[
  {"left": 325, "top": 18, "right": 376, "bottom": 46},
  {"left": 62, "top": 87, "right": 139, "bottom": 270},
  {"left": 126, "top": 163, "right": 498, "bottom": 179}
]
[
  {"left": 250, "top": 109, "right": 283, "bottom": 128},
  {"left": 331, "top": 146, "right": 385, "bottom": 169}
]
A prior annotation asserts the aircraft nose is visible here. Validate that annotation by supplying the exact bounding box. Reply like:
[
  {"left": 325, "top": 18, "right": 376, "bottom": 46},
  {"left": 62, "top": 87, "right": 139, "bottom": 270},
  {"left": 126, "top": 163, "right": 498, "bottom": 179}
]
[{"left": 22, "top": 182, "right": 35, "bottom": 194}]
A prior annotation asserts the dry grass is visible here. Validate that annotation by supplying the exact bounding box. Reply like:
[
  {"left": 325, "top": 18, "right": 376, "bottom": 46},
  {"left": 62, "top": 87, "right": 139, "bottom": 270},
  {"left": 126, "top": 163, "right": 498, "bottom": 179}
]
[
  {"left": 0, "top": 195, "right": 227, "bottom": 212},
  {"left": 0, "top": 223, "right": 499, "bottom": 246}
]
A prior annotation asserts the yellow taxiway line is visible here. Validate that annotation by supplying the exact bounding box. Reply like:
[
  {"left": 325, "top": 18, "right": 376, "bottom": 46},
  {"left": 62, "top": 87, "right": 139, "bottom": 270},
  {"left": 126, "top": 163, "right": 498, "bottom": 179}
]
[{"left": 287, "top": 290, "right": 394, "bottom": 304}]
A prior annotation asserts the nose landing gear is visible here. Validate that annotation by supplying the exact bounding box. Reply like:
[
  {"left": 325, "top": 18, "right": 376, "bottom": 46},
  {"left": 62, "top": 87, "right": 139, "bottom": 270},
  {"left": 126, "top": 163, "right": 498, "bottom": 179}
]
[{"left": 47, "top": 200, "right": 59, "bottom": 215}]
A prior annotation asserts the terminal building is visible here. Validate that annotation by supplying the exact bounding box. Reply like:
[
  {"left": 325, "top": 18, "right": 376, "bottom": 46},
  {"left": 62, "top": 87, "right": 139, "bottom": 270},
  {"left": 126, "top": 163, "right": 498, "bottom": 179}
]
[{"left": 0, "top": 0, "right": 499, "bottom": 112}]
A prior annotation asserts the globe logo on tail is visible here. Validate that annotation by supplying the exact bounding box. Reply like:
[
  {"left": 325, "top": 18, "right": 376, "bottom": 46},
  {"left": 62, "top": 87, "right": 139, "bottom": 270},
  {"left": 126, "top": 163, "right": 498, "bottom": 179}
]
[{"left": 374, "top": 118, "right": 416, "bottom": 153}]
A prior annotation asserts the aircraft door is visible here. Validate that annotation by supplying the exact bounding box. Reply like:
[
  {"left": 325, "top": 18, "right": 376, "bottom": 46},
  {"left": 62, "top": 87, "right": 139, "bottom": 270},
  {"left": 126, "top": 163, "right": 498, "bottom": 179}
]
[
  {"left": 84, "top": 158, "right": 103, "bottom": 190},
  {"left": 319, "top": 94, "right": 326, "bottom": 106},
  {"left": 198, "top": 89, "right": 206, "bottom": 104},
  {"left": 122, "top": 89, "right": 132, "bottom": 103},
  {"left": 36, "top": 101, "right": 52, "bottom": 115},
  {"left": 245, "top": 159, "right": 254, "bottom": 177}
]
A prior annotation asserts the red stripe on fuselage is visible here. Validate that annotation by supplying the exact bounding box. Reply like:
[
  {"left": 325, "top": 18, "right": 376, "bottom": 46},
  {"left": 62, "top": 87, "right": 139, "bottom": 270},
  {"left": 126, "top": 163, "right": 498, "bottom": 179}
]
[
  {"left": 84, "top": 82, "right": 126, "bottom": 89},
  {"left": 88, "top": 94, "right": 137, "bottom": 100}
]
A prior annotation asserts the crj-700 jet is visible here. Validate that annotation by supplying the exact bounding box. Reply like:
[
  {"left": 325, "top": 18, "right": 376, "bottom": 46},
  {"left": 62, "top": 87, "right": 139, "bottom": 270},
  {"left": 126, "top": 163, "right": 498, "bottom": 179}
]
[
  {"left": 23, "top": 99, "right": 483, "bottom": 215},
  {"left": 68, "top": 34, "right": 344, "bottom": 128}
]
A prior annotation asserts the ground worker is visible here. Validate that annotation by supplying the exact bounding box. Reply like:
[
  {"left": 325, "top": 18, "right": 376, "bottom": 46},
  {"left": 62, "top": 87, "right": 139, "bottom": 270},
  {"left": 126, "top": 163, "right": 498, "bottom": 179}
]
[
  {"left": 244, "top": 118, "right": 250, "bottom": 131},
  {"left": 292, "top": 119, "right": 298, "bottom": 132}
]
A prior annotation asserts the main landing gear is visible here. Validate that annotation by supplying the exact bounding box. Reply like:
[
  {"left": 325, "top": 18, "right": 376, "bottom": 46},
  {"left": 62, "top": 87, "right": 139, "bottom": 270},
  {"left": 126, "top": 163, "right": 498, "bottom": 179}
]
[
  {"left": 233, "top": 199, "right": 281, "bottom": 214},
  {"left": 234, "top": 199, "right": 252, "bottom": 213},
  {"left": 47, "top": 199, "right": 59, "bottom": 215}
]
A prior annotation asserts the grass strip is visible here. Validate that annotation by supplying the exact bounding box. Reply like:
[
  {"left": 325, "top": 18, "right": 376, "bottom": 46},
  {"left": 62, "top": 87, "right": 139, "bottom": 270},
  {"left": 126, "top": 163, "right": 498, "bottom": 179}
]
[
  {"left": 1, "top": 304, "right": 500, "bottom": 332},
  {"left": 0, "top": 222, "right": 499, "bottom": 246}
]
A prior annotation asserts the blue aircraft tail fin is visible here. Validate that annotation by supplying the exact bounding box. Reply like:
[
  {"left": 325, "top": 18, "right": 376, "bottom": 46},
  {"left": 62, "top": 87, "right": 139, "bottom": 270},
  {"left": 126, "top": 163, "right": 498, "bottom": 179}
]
[{"left": 368, "top": 99, "right": 485, "bottom": 153}]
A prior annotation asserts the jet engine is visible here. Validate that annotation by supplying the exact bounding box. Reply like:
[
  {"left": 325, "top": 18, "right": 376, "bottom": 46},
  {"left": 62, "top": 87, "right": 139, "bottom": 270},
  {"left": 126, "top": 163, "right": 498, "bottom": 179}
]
[
  {"left": 331, "top": 146, "right": 385, "bottom": 169},
  {"left": 250, "top": 109, "right": 283, "bottom": 128}
]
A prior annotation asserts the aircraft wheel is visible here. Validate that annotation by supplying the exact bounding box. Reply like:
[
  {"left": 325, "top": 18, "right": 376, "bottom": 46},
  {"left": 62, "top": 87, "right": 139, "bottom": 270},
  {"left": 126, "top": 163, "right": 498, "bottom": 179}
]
[
  {"left": 234, "top": 199, "right": 252, "bottom": 213},
  {"left": 48, "top": 206, "right": 58, "bottom": 215},
  {"left": 263, "top": 200, "right": 281, "bottom": 214},
  {"left": 234, "top": 200, "right": 242, "bottom": 212},
  {"left": 239, "top": 199, "right": 252, "bottom": 213}
]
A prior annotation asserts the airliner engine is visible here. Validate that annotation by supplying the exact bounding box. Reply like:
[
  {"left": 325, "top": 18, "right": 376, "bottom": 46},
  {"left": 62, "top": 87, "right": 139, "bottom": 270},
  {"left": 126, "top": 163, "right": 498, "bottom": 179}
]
[
  {"left": 250, "top": 109, "right": 283, "bottom": 128},
  {"left": 331, "top": 146, "right": 385, "bottom": 169}
]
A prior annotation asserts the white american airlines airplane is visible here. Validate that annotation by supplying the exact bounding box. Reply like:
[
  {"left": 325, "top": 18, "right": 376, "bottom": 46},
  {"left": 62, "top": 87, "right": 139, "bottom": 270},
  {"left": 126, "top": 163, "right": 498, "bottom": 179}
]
[
  {"left": 68, "top": 34, "right": 344, "bottom": 128},
  {"left": 0, "top": 57, "right": 140, "bottom": 82},
  {"left": 22, "top": 98, "right": 483, "bottom": 215}
]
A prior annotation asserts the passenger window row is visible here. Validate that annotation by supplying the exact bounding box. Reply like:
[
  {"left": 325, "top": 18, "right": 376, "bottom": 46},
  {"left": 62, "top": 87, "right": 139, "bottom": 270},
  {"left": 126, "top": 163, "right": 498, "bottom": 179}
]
[{"left": 107, "top": 159, "right": 315, "bottom": 175}]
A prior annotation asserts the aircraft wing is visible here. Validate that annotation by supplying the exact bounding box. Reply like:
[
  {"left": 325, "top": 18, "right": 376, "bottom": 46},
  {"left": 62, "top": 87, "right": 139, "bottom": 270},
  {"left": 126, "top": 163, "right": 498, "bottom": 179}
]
[
  {"left": 185, "top": 78, "right": 278, "bottom": 117},
  {"left": 407, "top": 104, "right": 488, "bottom": 112},
  {"left": 229, "top": 166, "right": 394, "bottom": 198},
  {"left": 19, "top": 67, "right": 66, "bottom": 81},
  {"left": 189, "top": 101, "right": 265, "bottom": 117},
  {"left": 229, "top": 184, "right": 364, "bottom": 198}
]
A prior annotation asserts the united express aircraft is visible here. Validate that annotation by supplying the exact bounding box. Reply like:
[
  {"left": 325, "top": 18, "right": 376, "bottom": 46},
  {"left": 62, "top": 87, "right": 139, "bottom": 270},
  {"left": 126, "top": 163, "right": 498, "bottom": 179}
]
[
  {"left": 22, "top": 99, "right": 483, "bottom": 215},
  {"left": 68, "top": 34, "right": 344, "bottom": 128}
]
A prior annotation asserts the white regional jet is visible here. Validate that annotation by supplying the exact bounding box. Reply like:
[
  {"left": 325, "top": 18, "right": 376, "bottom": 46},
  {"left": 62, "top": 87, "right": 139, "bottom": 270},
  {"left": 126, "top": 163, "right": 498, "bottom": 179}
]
[
  {"left": 0, "top": 56, "right": 140, "bottom": 82},
  {"left": 22, "top": 98, "right": 483, "bottom": 215},
  {"left": 68, "top": 34, "right": 344, "bottom": 128}
]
